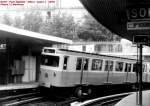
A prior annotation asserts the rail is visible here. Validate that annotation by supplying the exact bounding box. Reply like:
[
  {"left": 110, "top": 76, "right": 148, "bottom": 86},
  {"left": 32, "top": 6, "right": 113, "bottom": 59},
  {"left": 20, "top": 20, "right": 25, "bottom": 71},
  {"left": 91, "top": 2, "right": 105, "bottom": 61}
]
[
  {"left": 0, "top": 92, "right": 42, "bottom": 106},
  {"left": 3, "top": 97, "right": 43, "bottom": 106},
  {"left": 71, "top": 92, "right": 133, "bottom": 106},
  {"left": 56, "top": 96, "right": 91, "bottom": 106}
]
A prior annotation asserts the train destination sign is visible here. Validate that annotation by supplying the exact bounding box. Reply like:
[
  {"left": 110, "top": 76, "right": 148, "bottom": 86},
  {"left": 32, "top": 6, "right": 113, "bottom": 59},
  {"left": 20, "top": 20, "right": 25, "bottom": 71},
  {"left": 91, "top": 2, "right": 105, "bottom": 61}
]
[{"left": 127, "top": 6, "right": 150, "bottom": 21}]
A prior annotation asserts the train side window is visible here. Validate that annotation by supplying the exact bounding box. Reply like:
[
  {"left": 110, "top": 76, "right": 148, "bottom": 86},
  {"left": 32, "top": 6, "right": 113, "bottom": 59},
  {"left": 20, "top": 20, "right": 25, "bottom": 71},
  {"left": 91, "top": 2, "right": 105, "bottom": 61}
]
[
  {"left": 105, "top": 60, "right": 113, "bottom": 71},
  {"left": 92, "top": 59, "right": 103, "bottom": 71},
  {"left": 125, "top": 63, "right": 131, "bottom": 72},
  {"left": 76, "top": 58, "right": 89, "bottom": 70},
  {"left": 63, "top": 56, "right": 69, "bottom": 70},
  {"left": 115, "top": 61, "right": 123, "bottom": 72},
  {"left": 76, "top": 58, "right": 82, "bottom": 70}
]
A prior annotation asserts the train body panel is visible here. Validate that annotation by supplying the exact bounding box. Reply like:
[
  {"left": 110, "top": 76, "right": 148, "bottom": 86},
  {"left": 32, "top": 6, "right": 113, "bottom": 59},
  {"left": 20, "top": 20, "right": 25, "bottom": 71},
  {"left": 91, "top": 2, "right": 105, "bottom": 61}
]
[
  {"left": 86, "top": 72, "right": 110, "bottom": 85},
  {"left": 61, "top": 71, "right": 87, "bottom": 86},
  {"left": 40, "top": 66, "right": 63, "bottom": 87}
]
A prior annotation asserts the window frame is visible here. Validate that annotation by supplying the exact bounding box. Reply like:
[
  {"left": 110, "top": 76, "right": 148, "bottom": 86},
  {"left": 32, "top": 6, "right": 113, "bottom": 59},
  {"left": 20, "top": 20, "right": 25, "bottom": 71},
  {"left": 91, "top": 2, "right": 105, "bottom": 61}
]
[
  {"left": 91, "top": 59, "right": 103, "bottom": 71},
  {"left": 115, "top": 61, "right": 124, "bottom": 72},
  {"left": 124, "top": 63, "right": 132, "bottom": 72},
  {"left": 63, "top": 56, "right": 69, "bottom": 70},
  {"left": 76, "top": 57, "right": 89, "bottom": 71},
  {"left": 104, "top": 60, "right": 114, "bottom": 72}
]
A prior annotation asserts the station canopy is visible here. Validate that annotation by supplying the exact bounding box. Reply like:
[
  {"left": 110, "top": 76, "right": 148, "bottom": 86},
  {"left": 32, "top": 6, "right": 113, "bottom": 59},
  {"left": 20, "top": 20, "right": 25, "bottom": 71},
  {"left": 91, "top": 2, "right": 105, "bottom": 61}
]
[
  {"left": 80, "top": 0, "right": 150, "bottom": 44},
  {"left": 0, "top": 24, "right": 72, "bottom": 46}
]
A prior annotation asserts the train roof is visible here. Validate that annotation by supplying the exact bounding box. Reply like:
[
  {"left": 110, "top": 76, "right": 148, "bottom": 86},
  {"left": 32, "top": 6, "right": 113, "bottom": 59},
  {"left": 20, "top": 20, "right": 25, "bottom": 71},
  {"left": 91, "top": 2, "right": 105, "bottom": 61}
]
[
  {"left": 43, "top": 47, "right": 137, "bottom": 61},
  {"left": 60, "top": 49, "right": 136, "bottom": 60}
]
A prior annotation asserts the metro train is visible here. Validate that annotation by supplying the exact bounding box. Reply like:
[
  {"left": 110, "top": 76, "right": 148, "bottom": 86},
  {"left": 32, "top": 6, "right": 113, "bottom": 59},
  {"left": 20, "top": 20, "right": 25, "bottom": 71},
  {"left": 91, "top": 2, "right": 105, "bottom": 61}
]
[{"left": 39, "top": 47, "right": 150, "bottom": 96}]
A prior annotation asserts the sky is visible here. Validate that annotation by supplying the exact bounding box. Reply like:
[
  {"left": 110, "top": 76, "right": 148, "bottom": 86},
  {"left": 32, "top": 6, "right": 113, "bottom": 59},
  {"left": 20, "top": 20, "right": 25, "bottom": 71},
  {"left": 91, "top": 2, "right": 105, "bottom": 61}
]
[
  {"left": 0, "top": 0, "right": 83, "bottom": 11},
  {"left": 0, "top": 0, "right": 84, "bottom": 13},
  {"left": 60, "top": 0, "right": 83, "bottom": 8},
  {"left": 0, "top": 0, "right": 86, "bottom": 23}
]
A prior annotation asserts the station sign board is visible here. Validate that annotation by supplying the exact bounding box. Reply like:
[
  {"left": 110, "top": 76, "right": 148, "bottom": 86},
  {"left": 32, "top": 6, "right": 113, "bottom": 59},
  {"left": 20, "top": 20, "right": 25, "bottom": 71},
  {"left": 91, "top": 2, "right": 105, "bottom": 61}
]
[
  {"left": 133, "top": 35, "right": 149, "bottom": 44},
  {"left": 127, "top": 21, "right": 150, "bottom": 30},
  {"left": 127, "top": 5, "right": 150, "bottom": 30},
  {"left": 127, "top": 5, "right": 150, "bottom": 21}
]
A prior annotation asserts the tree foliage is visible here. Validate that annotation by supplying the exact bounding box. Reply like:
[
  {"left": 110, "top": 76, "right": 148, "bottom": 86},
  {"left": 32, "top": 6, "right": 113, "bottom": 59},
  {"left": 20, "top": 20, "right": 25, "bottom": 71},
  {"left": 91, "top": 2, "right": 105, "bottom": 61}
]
[
  {"left": 13, "top": 16, "right": 22, "bottom": 28},
  {"left": 1, "top": 11, "right": 43, "bottom": 33},
  {"left": 40, "top": 13, "right": 78, "bottom": 39},
  {"left": 2, "top": 13, "right": 13, "bottom": 25},
  {"left": 77, "top": 14, "right": 121, "bottom": 41},
  {"left": 23, "top": 12, "right": 43, "bottom": 32},
  {"left": 1, "top": 11, "right": 121, "bottom": 41}
]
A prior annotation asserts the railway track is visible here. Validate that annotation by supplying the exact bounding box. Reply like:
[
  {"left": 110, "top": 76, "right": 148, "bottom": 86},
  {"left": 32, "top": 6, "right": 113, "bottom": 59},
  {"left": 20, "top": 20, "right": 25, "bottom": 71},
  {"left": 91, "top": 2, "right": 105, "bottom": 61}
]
[
  {"left": 23, "top": 94, "right": 91, "bottom": 106},
  {"left": 1, "top": 92, "right": 132, "bottom": 106},
  {"left": 0, "top": 91, "right": 43, "bottom": 106},
  {"left": 0, "top": 87, "right": 133, "bottom": 106},
  {"left": 55, "top": 96, "right": 91, "bottom": 106},
  {"left": 0, "top": 87, "right": 92, "bottom": 106},
  {"left": 73, "top": 92, "right": 133, "bottom": 106},
  {"left": 28, "top": 97, "right": 79, "bottom": 106}
]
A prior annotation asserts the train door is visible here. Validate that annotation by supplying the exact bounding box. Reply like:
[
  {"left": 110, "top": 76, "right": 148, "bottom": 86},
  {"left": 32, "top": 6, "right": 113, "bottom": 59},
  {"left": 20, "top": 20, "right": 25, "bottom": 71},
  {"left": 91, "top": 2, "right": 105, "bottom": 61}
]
[
  {"left": 113, "top": 61, "right": 124, "bottom": 83},
  {"left": 146, "top": 63, "right": 150, "bottom": 82},
  {"left": 143, "top": 64, "right": 148, "bottom": 82},
  {"left": 75, "top": 57, "right": 89, "bottom": 97},
  {"left": 129, "top": 63, "right": 136, "bottom": 83},
  {"left": 104, "top": 60, "right": 114, "bottom": 84},
  {"left": 124, "top": 63, "right": 132, "bottom": 83},
  {"left": 76, "top": 57, "right": 89, "bottom": 85},
  {"left": 133, "top": 63, "right": 138, "bottom": 83}
]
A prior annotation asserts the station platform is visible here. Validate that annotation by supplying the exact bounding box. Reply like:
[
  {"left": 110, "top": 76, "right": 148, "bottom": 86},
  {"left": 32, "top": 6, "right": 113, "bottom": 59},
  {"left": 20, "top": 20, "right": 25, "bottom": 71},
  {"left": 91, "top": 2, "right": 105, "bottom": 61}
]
[
  {"left": 0, "top": 82, "right": 39, "bottom": 91},
  {"left": 115, "top": 90, "right": 150, "bottom": 106}
]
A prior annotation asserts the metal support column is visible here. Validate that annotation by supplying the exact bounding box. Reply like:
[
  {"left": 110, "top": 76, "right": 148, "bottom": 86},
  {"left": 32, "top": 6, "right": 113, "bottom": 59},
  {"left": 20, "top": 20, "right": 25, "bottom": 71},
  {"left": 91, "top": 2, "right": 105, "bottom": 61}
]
[
  {"left": 80, "top": 58, "right": 84, "bottom": 85},
  {"left": 138, "top": 44, "right": 143, "bottom": 106}
]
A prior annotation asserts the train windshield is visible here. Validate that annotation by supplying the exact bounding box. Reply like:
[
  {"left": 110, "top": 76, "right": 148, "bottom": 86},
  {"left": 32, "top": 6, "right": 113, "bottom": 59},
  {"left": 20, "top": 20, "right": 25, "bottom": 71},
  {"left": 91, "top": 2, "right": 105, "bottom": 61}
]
[{"left": 41, "top": 55, "right": 59, "bottom": 67}]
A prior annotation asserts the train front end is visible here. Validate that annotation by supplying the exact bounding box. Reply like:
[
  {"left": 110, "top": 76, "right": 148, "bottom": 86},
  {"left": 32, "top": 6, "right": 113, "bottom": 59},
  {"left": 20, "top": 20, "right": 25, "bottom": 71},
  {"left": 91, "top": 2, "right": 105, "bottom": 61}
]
[{"left": 39, "top": 48, "right": 63, "bottom": 88}]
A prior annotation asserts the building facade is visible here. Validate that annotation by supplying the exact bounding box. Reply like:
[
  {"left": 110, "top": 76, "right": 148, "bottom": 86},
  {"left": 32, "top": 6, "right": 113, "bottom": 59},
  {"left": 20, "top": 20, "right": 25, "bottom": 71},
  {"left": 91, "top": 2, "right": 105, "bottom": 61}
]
[{"left": 54, "top": 39, "right": 150, "bottom": 61}]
